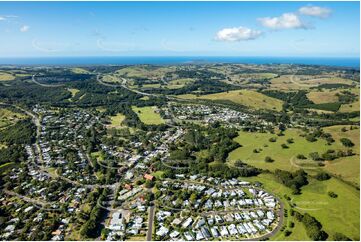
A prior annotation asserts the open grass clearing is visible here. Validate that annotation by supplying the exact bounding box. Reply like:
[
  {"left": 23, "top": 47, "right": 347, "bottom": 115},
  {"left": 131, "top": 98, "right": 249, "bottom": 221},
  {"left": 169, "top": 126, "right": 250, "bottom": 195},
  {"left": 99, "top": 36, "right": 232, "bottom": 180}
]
[
  {"left": 243, "top": 173, "right": 359, "bottom": 240},
  {"left": 339, "top": 100, "right": 359, "bottom": 112},
  {"left": 108, "top": 113, "right": 126, "bottom": 129},
  {"left": 177, "top": 90, "right": 283, "bottom": 111},
  {"left": 71, "top": 67, "right": 90, "bottom": 74},
  {"left": 132, "top": 106, "right": 165, "bottom": 125},
  {"left": 67, "top": 88, "right": 80, "bottom": 98},
  {"left": 0, "top": 107, "right": 26, "bottom": 128},
  {"left": 167, "top": 78, "right": 195, "bottom": 89},
  {"left": 228, "top": 126, "right": 359, "bottom": 185},
  {"left": 0, "top": 72, "right": 15, "bottom": 81},
  {"left": 306, "top": 90, "right": 340, "bottom": 104}
]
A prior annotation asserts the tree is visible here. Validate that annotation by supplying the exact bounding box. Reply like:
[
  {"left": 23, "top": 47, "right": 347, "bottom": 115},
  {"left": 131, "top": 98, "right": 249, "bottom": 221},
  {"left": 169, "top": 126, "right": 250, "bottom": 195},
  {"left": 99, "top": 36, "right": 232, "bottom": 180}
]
[
  {"left": 340, "top": 138, "right": 354, "bottom": 147},
  {"left": 265, "top": 156, "right": 274, "bottom": 163},
  {"left": 328, "top": 191, "right": 338, "bottom": 198},
  {"left": 333, "top": 233, "right": 351, "bottom": 241},
  {"left": 315, "top": 172, "right": 331, "bottom": 181},
  {"left": 296, "top": 154, "right": 307, "bottom": 160}
]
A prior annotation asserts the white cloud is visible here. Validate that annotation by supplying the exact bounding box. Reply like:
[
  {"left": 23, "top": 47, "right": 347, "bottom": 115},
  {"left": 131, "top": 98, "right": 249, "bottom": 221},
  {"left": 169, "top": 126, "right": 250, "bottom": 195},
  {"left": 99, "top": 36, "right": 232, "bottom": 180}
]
[
  {"left": 215, "top": 26, "right": 262, "bottom": 42},
  {"left": 258, "top": 13, "right": 307, "bottom": 30},
  {"left": 20, "top": 25, "right": 29, "bottom": 32},
  {"left": 0, "top": 17, "right": 5, "bottom": 21},
  {"left": 96, "top": 39, "right": 137, "bottom": 52},
  {"left": 299, "top": 6, "right": 331, "bottom": 18}
]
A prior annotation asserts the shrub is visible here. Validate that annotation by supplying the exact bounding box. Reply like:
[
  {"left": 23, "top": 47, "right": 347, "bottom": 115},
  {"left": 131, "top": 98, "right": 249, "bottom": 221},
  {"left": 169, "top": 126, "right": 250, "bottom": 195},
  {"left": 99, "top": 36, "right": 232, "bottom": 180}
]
[
  {"left": 265, "top": 156, "right": 274, "bottom": 163},
  {"left": 340, "top": 138, "right": 354, "bottom": 147},
  {"left": 315, "top": 172, "right": 331, "bottom": 181},
  {"left": 328, "top": 191, "right": 338, "bottom": 198},
  {"left": 297, "top": 154, "right": 307, "bottom": 159}
]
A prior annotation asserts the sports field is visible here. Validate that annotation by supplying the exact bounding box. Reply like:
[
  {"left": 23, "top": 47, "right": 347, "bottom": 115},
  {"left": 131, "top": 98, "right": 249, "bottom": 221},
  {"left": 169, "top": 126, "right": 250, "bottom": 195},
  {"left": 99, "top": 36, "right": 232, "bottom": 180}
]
[
  {"left": 132, "top": 106, "right": 165, "bottom": 125},
  {"left": 177, "top": 90, "right": 284, "bottom": 111}
]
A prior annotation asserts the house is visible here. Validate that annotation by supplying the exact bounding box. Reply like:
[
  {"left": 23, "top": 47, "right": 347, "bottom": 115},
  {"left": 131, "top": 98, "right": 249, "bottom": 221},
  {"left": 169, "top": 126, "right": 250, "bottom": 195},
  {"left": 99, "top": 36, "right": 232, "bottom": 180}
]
[
  {"left": 169, "top": 230, "right": 180, "bottom": 239},
  {"left": 156, "top": 226, "right": 169, "bottom": 237},
  {"left": 172, "top": 218, "right": 182, "bottom": 226},
  {"left": 201, "top": 227, "right": 211, "bottom": 239},
  {"left": 211, "top": 226, "right": 220, "bottom": 238},
  {"left": 220, "top": 226, "right": 229, "bottom": 237},
  {"left": 144, "top": 174, "right": 154, "bottom": 181},
  {"left": 183, "top": 231, "right": 194, "bottom": 241},
  {"left": 182, "top": 217, "right": 193, "bottom": 229},
  {"left": 124, "top": 184, "right": 133, "bottom": 190}
]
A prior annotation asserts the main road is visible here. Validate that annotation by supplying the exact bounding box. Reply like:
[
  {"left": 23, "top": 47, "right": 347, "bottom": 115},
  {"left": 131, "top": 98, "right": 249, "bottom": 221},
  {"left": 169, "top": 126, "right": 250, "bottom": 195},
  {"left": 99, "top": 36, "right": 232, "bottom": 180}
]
[{"left": 146, "top": 205, "right": 155, "bottom": 241}]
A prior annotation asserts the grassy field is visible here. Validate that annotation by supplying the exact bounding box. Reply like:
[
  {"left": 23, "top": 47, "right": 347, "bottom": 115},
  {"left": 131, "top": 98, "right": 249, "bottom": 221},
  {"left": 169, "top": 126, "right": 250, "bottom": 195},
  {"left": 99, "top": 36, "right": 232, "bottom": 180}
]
[
  {"left": 306, "top": 90, "right": 340, "bottom": 104},
  {"left": 108, "top": 113, "right": 126, "bottom": 129},
  {"left": 102, "top": 74, "right": 122, "bottom": 83},
  {"left": 167, "top": 78, "right": 195, "bottom": 89},
  {"left": 0, "top": 108, "right": 26, "bottom": 129},
  {"left": 302, "top": 77, "right": 355, "bottom": 86},
  {"left": 339, "top": 100, "right": 360, "bottom": 112},
  {"left": 132, "top": 106, "right": 165, "bottom": 125},
  {"left": 115, "top": 66, "right": 176, "bottom": 79},
  {"left": 177, "top": 90, "right": 284, "bottom": 111},
  {"left": 0, "top": 72, "right": 15, "bottom": 81},
  {"left": 70, "top": 67, "right": 90, "bottom": 74},
  {"left": 322, "top": 125, "right": 360, "bottom": 185},
  {"left": 270, "top": 75, "right": 355, "bottom": 90},
  {"left": 67, "top": 88, "right": 80, "bottom": 97},
  {"left": 243, "top": 173, "right": 360, "bottom": 241},
  {"left": 228, "top": 126, "right": 359, "bottom": 185}
]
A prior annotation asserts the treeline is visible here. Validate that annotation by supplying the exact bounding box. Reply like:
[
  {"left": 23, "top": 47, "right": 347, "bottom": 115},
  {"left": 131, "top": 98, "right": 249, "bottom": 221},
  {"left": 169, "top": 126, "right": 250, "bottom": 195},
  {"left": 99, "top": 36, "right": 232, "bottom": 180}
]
[
  {"left": 148, "top": 79, "right": 238, "bottom": 95},
  {"left": 35, "top": 73, "right": 91, "bottom": 84},
  {"left": 80, "top": 188, "right": 108, "bottom": 238},
  {"left": 169, "top": 123, "right": 240, "bottom": 163},
  {"left": 294, "top": 212, "right": 328, "bottom": 240},
  {"left": 0, "top": 82, "right": 71, "bottom": 106},
  {"left": 104, "top": 102, "right": 168, "bottom": 131},
  {"left": 274, "top": 169, "right": 308, "bottom": 194},
  {"left": 261, "top": 90, "right": 313, "bottom": 109},
  {"left": 0, "top": 119, "right": 35, "bottom": 145}
]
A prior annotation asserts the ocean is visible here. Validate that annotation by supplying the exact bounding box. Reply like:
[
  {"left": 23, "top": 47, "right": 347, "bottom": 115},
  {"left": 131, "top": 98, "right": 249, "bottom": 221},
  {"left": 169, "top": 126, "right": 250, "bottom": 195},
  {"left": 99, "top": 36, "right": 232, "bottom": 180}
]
[{"left": 0, "top": 56, "right": 359, "bottom": 68}]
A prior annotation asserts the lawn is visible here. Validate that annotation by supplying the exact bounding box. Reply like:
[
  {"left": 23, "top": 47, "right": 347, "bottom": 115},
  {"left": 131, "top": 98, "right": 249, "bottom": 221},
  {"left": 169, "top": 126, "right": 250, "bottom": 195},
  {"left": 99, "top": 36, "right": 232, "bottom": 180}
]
[
  {"left": 132, "top": 106, "right": 165, "bottom": 125},
  {"left": 228, "top": 126, "right": 359, "bottom": 185},
  {"left": 243, "top": 173, "right": 360, "bottom": 241},
  {"left": 177, "top": 90, "right": 284, "bottom": 111}
]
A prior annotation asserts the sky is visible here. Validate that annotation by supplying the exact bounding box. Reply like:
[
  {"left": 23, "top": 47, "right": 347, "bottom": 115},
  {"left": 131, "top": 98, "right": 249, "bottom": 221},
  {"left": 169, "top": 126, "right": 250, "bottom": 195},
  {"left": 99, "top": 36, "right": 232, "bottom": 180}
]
[{"left": 0, "top": 1, "right": 359, "bottom": 57}]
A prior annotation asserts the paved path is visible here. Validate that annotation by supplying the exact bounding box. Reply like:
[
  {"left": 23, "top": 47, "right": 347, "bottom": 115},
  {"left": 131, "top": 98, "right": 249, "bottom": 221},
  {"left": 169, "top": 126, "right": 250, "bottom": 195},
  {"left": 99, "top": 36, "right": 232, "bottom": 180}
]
[
  {"left": 146, "top": 206, "right": 155, "bottom": 241},
  {"left": 31, "top": 74, "right": 64, "bottom": 87}
]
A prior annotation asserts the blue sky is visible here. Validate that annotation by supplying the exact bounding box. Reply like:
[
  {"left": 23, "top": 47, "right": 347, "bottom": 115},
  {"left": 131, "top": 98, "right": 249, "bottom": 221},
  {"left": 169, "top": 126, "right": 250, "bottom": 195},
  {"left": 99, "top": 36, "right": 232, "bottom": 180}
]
[{"left": 0, "top": 1, "right": 359, "bottom": 57}]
